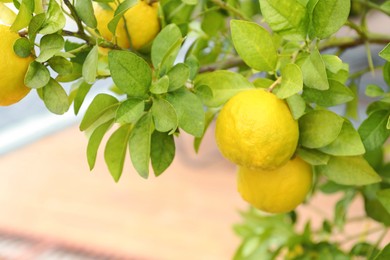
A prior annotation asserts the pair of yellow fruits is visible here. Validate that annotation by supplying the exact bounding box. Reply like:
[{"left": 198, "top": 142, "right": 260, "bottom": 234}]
[
  {"left": 0, "top": 0, "right": 159, "bottom": 106},
  {"left": 215, "top": 90, "right": 313, "bottom": 214}
]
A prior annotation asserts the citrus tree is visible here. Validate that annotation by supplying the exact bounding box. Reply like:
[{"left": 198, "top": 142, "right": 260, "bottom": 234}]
[{"left": 1, "top": 0, "right": 390, "bottom": 258}]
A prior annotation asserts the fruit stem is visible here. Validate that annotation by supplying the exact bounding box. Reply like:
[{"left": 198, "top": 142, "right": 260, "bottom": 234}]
[{"left": 268, "top": 77, "right": 281, "bottom": 92}]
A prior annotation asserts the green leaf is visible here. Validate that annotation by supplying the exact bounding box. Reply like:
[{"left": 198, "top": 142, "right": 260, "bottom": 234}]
[
  {"left": 107, "top": 0, "right": 137, "bottom": 35},
  {"left": 299, "top": 110, "right": 344, "bottom": 149},
  {"left": 322, "top": 54, "right": 349, "bottom": 84},
  {"left": 48, "top": 56, "right": 73, "bottom": 75},
  {"left": 274, "top": 63, "right": 303, "bottom": 99},
  {"left": 301, "top": 49, "right": 329, "bottom": 90},
  {"left": 151, "top": 98, "right": 178, "bottom": 132},
  {"left": 56, "top": 62, "right": 82, "bottom": 82},
  {"left": 36, "top": 33, "right": 64, "bottom": 62},
  {"left": 194, "top": 111, "right": 216, "bottom": 153},
  {"left": 108, "top": 50, "right": 152, "bottom": 97},
  {"left": 75, "top": 0, "right": 97, "bottom": 28},
  {"left": 377, "top": 189, "right": 390, "bottom": 215},
  {"left": 297, "top": 147, "right": 330, "bottom": 165},
  {"left": 230, "top": 20, "right": 277, "bottom": 72},
  {"left": 316, "top": 156, "right": 381, "bottom": 185},
  {"left": 374, "top": 243, "right": 390, "bottom": 260},
  {"left": 310, "top": 0, "right": 350, "bottom": 39},
  {"left": 24, "top": 61, "right": 50, "bottom": 89},
  {"left": 364, "top": 185, "right": 390, "bottom": 226},
  {"left": 87, "top": 119, "right": 113, "bottom": 170},
  {"left": 365, "top": 84, "right": 385, "bottom": 97},
  {"left": 194, "top": 70, "right": 254, "bottom": 107},
  {"left": 184, "top": 55, "right": 199, "bottom": 81},
  {"left": 129, "top": 113, "right": 153, "bottom": 178},
  {"left": 302, "top": 79, "right": 354, "bottom": 107},
  {"left": 286, "top": 94, "right": 306, "bottom": 120},
  {"left": 80, "top": 93, "right": 119, "bottom": 131},
  {"left": 166, "top": 88, "right": 205, "bottom": 137},
  {"left": 72, "top": 81, "right": 92, "bottom": 115},
  {"left": 150, "top": 131, "right": 175, "bottom": 176},
  {"left": 167, "top": 63, "right": 190, "bottom": 91},
  {"left": 39, "top": 0, "right": 66, "bottom": 34},
  {"left": 10, "top": 0, "right": 33, "bottom": 32},
  {"left": 151, "top": 24, "right": 183, "bottom": 73},
  {"left": 82, "top": 45, "right": 98, "bottom": 84},
  {"left": 201, "top": 10, "right": 225, "bottom": 36},
  {"left": 259, "top": 0, "right": 308, "bottom": 40},
  {"left": 42, "top": 78, "right": 70, "bottom": 115},
  {"left": 358, "top": 110, "right": 390, "bottom": 151},
  {"left": 253, "top": 78, "right": 274, "bottom": 89},
  {"left": 150, "top": 75, "right": 169, "bottom": 94},
  {"left": 28, "top": 12, "right": 45, "bottom": 42},
  {"left": 115, "top": 98, "right": 144, "bottom": 124},
  {"left": 319, "top": 120, "right": 365, "bottom": 156},
  {"left": 13, "top": 37, "right": 32, "bottom": 58},
  {"left": 104, "top": 124, "right": 132, "bottom": 182},
  {"left": 379, "top": 43, "right": 390, "bottom": 62}
]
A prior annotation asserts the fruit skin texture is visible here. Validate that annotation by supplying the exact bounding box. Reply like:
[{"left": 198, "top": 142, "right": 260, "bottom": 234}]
[
  {"left": 237, "top": 157, "right": 313, "bottom": 214},
  {"left": 0, "top": 25, "right": 33, "bottom": 106},
  {"left": 215, "top": 89, "right": 299, "bottom": 170},
  {"left": 94, "top": 1, "right": 160, "bottom": 50}
]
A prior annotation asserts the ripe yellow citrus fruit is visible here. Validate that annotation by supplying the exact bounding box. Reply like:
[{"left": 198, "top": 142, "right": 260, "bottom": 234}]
[
  {"left": 215, "top": 89, "right": 299, "bottom": 170},
  {"left": 0, "top": 24, "right": 33, "bottom": 106},
  {"left": 94, "top": 1, "right": 160, "bottom": 50},
  {"left": 237, "top": 156, "right": 313, "bottom": 214}
]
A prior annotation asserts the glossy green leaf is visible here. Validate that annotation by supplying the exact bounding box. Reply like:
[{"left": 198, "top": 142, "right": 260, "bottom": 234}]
[
  {"left": 129, "top": 113, "right": 153, "bottom": 178},
  {"left": 358, "top": 110, "right": 390, "bottom": 151},
  {"left": 374, "top": 243, "right": 390, "bottom": 259},
  {"left": 253, "top": 78, "right": 274, "bottom": 89},
  {"left": 36, "top": 33, "right": 64, "bottom": 62},
  {"left": 194, "top": 70, "right": 254, "bottom": 107},
  {"left": 108, "top": 50, "right": 151, "bottom": 97},
  {"left": 297, "top": 147, "right": 330, "bottom": 165},
  {"left": 80, "top": 93, "right": 119, "bottom": 131},
  {"left": 301, "top": 49, "right": 329, "bottom": 90},
  {"left": 379, "top": 43, "right": 390, "bottom": 62},
  {"left": 13, "top": 37, "right": 32, "bottom": 58},
  {"left": 302, "top": 79, "right": 354, "bottom": 106},
  {"left": 275, "top": 63, "right": 303, "bottom": 99},
  {"left": 259, "top": 0, "right": 308, "bottom": 40},
  {"left": 104, "top": 124, "right": 132, "bottom": 182},
  {"left": 115, "top": 98, "right": 144, "bottom": 124},
  {"left": 151, "top": 98, "right": 178, "bottom": 132},
  {"left": 365, "top": 84, "right": 385, "bottom": 97},
  {"left": 107, "top": 0, "right": 137, "bottom": 35},
  {"left": 166, "top": 88, "right": 205, "bottom": 137},
  {"left": 28, "top": 13, "right": 45, "bottom": 42},
  {"left": 377, "top": 189, "right": 390, "bottom": 215},
  {"left": 10, "top": 0, "right": 33, "bottom": 32},
  {"left": 150, "top": 76, "right": 169, "bottom": 94},
  {"left": 24, "top": 61, "right": 50, "bottom": 89},
  {"left": 48, "top": 56, "right": 73, "bottom": 75},
  {"left": 286, "top": 94, "right": 306, "bottom": 120},
  {"left": 299, "top": 110, "right": 344, "bottom": 149},
  {"left": 167, "top": 63, "right": 190, "bottom": 91},
  {"left": 151, "top": 24, "right": 183, "bottom": 73},
  {"left": 87, "top": 119, "right": 113, "bottom": 170},
  {"left": 316, "top": 156, "right": 381, "bottom": 185},
  {"left": 310, "top": 0, "right": 350, "bottom": 39},
  {"left": 82, "top": 45, "right": 99, "bottom": 84},
  {"left": 75, "top": 0, "right": 97, "bottom": 28},
  {"left": 151, "top": 131, "right": 175, "bottom": 176},
  {"left": 72, "top": 81, "right": 92, "bottom": 115},
  {"left": 231, "top": 20, "right": 277, "bottom": 72},
  {"left": 39, "top": 0, "right": 66, "bottom": 34},
  {"left": 319, "top": 120, "right": 365, "bottom": 156},
  {"left": 42, "top": 78, "right": 70, "bottom": 115}
]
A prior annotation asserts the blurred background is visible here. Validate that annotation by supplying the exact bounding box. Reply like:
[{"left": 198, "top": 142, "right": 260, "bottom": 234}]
[{"left": 1, "top": 5, "right": 390, "bottom": 260}]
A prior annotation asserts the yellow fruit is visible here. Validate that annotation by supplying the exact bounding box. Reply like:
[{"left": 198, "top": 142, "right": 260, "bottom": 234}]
[
  {"left": 0, "top": 24, "right": 33, "bottom": 106},
  {"left": 94, "top": 1, "right": 160, "bottom": 50},
  {"left": 237, "top": 156, "right": 313, "bottom": 214},
  {"left": 215, "top": 89, "right": 299, "bottom": 170}
]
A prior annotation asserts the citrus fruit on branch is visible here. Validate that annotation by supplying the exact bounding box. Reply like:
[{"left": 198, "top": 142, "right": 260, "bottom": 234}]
[
  {"left": 237, "top": 156, "right": 313, "bottom": 214},
  {"left": 94, "top": 0, "right": 160, "bottom": 50},
  {"left": 215, "top": 89, "right": 299, "bottom": 170},
  {"left": 0, "top": 24, "right": 33, "bottom": 106}
]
